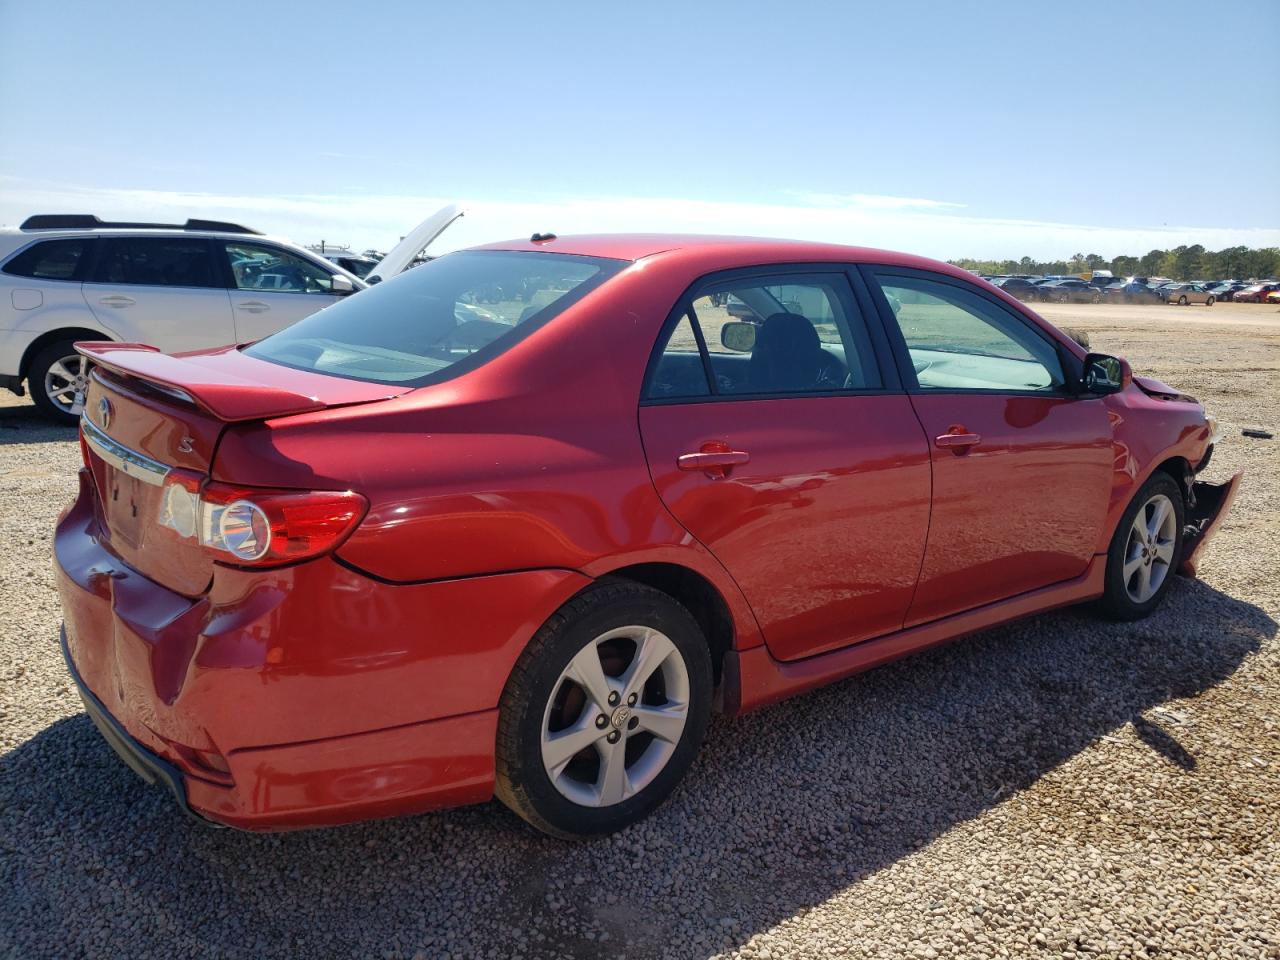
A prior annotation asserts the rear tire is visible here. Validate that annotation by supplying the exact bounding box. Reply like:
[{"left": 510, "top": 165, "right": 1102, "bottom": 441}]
[
  {"left": 1098, "top": 473, "right": 1185, "bottom": 621},
  {"left": 1178, "top": 295, "right": 1189, "bottom": 305},
  {"left": 29, "top": 340, "right": 90, "bottom": 425},
  {"left": 494, "top": 581, "right": 713, "bottom": 838}
]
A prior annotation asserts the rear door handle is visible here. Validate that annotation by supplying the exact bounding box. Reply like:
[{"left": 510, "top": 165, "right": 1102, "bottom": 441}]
[
  {"left": 934, "top": 429, "right": 982, "bottom": 453},
  {"left": 98, "top": 295, "right": 135, "bottom": 308},
  {"left": 678, "top": 445, "right": 750, "bottom": 478},
  {"left": 236, "top": 300, "right": 270, "bottom": 314}
]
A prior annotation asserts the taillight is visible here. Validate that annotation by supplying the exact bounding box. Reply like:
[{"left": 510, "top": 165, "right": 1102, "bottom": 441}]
[{"left": 158, "top": 475, "right": 366, "bottom": 568}]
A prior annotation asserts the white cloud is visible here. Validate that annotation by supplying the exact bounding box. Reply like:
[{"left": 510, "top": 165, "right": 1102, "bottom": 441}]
[
  {"left": 2, "top": 175, "right": 1276, "bottom": 261},
  {"left": 789, "top": 191, "right": 967, "bottom": 210}
]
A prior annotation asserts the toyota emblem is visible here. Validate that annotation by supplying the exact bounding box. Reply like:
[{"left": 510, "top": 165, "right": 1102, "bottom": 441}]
[{"left": 98, "top": 397, "right": 112, "bottom": 430}]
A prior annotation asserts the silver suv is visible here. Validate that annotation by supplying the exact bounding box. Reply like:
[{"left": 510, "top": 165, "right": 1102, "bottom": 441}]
[{"left": 0, "top": 215, "right": 364, "bottom": 422}]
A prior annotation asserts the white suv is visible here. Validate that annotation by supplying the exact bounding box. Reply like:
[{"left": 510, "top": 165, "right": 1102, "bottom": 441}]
[{"left": 0, "top": 205, "right": 464, "bottom": 422}]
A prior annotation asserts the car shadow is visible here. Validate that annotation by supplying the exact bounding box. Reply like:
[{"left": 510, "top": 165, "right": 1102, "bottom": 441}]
[
  {"left": 0, "top": 577, "right": 1272, "bottom": 960},
  {"left": 0, "top": 401, "right": 77, "bottom": 444}
]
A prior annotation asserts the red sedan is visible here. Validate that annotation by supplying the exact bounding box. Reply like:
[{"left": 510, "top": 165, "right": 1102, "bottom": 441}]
[
  {"left": 56, "top": 235, "right": 1240, "bottom": 838},
  {"left": 1233, "top": 283, "right": 1280, "bottom": 303}
]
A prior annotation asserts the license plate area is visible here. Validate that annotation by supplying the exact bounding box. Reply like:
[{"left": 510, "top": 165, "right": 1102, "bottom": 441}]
[{"left": 104, "top": 468, "right": 146, "bottom": 549}]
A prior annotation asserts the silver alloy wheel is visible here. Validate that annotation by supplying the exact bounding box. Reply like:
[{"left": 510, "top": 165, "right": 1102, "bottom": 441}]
[
  {"left": 540, "top": 625, "right": 690, "bottom": 807},
  {"left": 44, "top": 354, "right": 90, "bottom": 416},
  {"left": 1123, "top": 493, "right": 1178, "bottom": 603}
]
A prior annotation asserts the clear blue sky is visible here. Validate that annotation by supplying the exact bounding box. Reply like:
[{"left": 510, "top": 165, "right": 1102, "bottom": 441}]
[{"left": 1, "top": 0, "right": 1277, "bottom": 258}]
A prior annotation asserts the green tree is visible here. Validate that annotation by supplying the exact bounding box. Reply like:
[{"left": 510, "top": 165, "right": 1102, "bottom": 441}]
[{"left": 1111, "top": 255, "right": 1139, "bottom": 277}]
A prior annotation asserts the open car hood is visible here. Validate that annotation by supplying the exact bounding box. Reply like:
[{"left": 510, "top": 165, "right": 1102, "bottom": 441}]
[{"left": 365, "top": 203, "right": 466, "bottom": 285}]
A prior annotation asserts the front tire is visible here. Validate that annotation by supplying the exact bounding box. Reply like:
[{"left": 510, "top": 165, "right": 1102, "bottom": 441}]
[
  {"left": 1099, "top": 473, "right": 1185, "bottom": 621},
  {"left": 494, "top": 581, "right": 713, "bottom": 838},
  {"left": 1206, "top": 296, "right": 1215, "bottom": 307},
  {"left": 29, "top": 340, "right": 91, "bottom": 424}
]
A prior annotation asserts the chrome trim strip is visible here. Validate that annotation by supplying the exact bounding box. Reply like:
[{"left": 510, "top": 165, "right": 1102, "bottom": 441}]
[{"left": 80, "top": 418, "right": 170, "bottom": 487}]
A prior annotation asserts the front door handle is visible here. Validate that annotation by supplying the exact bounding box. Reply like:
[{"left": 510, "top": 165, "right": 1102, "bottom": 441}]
[
  {"left": 678, "top": 442, "right": 750, "bottom": 478},
  {"left": 236, "top": 300, "right": 270, "bottom": 314},
  {"left": 935, "top": 427, "right": 982, "bottom": 454},
  {"left": 98, "top": 295, "right": 135, "bottom": 308}
]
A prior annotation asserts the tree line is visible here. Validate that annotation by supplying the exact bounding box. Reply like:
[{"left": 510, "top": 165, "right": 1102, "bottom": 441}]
[{"left": 948, "top": 245, "right": 1280, "bottom": 281}]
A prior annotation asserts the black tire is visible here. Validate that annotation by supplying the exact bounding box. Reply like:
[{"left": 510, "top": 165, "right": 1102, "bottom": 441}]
[
  {"left": 1206, "top": 296, "right": 1215, "bottom": 307},
  {"left": 1178, "top": 295, "right": 1188, "bottom": 306},
  {"left": 28, "top": 339, "right": 89, "bottom": 425},
  {"left": 494, "top": 580, "right": 713, "bottom": 839},
  {"left": 1098, "top": 472, "right": 1186, "bottom": 621}
]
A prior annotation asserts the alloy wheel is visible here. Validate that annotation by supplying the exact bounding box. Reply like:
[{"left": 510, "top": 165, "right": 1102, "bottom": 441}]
[
  {"left": 1123, "top": 493, "right": 1177, "bottom": 603},
  {"left": 540, "top": 625, "right": 690, "bottom": 807},
  {"left": 44, "top": 354, "right": 90, "bottom": 417}
]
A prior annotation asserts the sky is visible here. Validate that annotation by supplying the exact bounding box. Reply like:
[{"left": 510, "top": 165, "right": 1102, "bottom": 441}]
[{"left": 1, "top": 0, "right": 1277, "bottom": 260}]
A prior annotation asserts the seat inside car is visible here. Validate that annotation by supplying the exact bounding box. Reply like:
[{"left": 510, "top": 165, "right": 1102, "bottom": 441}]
[{"left": 747, "top": 312, "right": 846, "bottom": 392}]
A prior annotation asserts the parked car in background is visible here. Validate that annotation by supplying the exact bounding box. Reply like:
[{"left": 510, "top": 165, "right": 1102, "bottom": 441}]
[
  {"left": 317, "top": 251, "right": 381, "bottom": 279},
  {"left": 1038, "top": 278, "right": 1102, "bottom": 303},
  {"left": 1162, "top": 283, "right": 1216, "bottom": 306},
  {"left": 1205, "top": 282, "right": 1246, "bottom": 301},
  {"left": 56, "top": 232, "right": 1237, "bottom": 837},
  {"left": 0, "top": 206, "right": 465, "bottom": 422},
  {"left": 1233, "top": 283, "right": 1280, "bottom": 303},
  {"left": 991, "top": 277, "right": 1040, "bottom": 301},
  {"left": 1103, "top": 282, "right": 1164, "bottom": 305}
]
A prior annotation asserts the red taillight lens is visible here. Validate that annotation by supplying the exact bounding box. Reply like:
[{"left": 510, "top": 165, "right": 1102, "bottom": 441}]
[{"left": 158, "top": 476, "right": 366, "bottom": 568}]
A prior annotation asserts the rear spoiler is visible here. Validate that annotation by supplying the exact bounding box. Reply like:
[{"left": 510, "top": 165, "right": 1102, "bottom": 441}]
[{"left": 75, "top": 342, "right": 328, "bottom": 422}]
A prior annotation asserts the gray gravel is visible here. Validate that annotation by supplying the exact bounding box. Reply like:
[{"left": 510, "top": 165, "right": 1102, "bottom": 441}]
[{"left": 1, "top": 303, "right": 1278, "bottom": 960}]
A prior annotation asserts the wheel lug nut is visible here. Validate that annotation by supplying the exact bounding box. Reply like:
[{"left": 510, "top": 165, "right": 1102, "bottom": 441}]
[
  {"left": 606, "top": 731, "right": 620, "bottom": 744},
  {"left": 595, "top": 715, "right": 608, "bottom": 729},
  {"left": 627, "top": 693, "right": 637, "bottom": 706},
  {"left": 607, "top": 692, "right": 620, "bottom": 706}
]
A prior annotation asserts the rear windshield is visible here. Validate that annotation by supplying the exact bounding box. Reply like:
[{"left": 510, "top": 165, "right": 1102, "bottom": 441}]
[{"left": 246, "top": 250, "right": 625, "bottom": 386}]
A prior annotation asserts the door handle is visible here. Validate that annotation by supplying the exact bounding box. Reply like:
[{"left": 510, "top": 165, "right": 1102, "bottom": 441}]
[
  {"left": 678, "top": 443, "right": 750, "bottom": 478},
  {"left": 98, "top": 295, "right": 135, "bottom": 307},
  {"left": 236, "top": 300, "right": 270, "bottom": 314},
  {"left": 934, "top": 427, "right": 982, "bottom": 454}
]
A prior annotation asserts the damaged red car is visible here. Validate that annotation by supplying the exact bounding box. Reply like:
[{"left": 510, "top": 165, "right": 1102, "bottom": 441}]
[{"left": 55, "top": 235, "right": 1240, "bottom": 838}]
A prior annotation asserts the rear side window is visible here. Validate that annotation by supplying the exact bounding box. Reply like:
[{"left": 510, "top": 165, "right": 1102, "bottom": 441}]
[
  {"left": 246, "top": 250, "right": 624, "bottom": 386},
  {"left": 92, "top": 237, "right": 220, "bottom": 288},
  {"left": 3, "top": 239, "right": 91, "bottom": 281},
  {"left": 646, "top": 273, "right": 882, "bottom": 399}
]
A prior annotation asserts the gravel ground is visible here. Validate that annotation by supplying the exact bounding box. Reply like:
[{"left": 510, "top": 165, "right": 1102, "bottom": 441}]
[{"left": 1, "top": 302, "right": 1277, "bottom": 960}]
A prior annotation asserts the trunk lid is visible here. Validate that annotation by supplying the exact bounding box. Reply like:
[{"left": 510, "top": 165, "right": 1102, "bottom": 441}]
[{"left": 76, "top": 342, "right": 408, "bottom": 596}]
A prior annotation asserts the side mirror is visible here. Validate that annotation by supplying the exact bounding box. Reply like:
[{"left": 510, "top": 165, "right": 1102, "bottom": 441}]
[
  {"left": 720, "top": 321, "right": 757, "bottom": 353},
  {"left": 1081, "top": 353, "right": 1132, "bottom": 394},
  {"left": 329, "top": 274, "right": 356, "bottom": 295}
]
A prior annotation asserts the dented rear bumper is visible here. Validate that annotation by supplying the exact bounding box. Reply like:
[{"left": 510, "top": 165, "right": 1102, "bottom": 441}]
[{"left": 1179, "top": 472, "right": 1243, "bottom": 577}]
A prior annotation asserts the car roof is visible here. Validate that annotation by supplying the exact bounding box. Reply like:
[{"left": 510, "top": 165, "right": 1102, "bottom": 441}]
[
  {"left": 469, "top": 233, "right": 971, "bottom": 275},
  {"left": 0, "top": 225, "right": 299, "bottom": 244}
]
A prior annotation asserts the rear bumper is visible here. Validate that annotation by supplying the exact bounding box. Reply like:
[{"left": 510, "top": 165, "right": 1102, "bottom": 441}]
[
  {"left": 55, "top": 469, "right": 591, "bottom": 829},
  {"left": 61, "top": 625, "right": 213, "bottom": 826},
  {"left": 1179, "top": 472, "right": 1244, "bottom": 577}
]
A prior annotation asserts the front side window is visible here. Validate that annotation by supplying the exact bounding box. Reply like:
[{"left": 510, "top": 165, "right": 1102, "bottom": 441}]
[
  {"left": 3, "top": 238, "right": 91, "bottom": 281},
  {"left": 93, "top": 237, "right": 219, "bottom": 288},
  {"left": 246, "top": 250, "right": 624, "bottom": 386},
  {"left": 646, "top": 274, "right": 882, "bottom": 399},
  {"left": 224, "top": 243, "right": 338, "bottom": 294},
  {"left": 873, "top": 273, "right": 1065, "bottom": 392}
]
